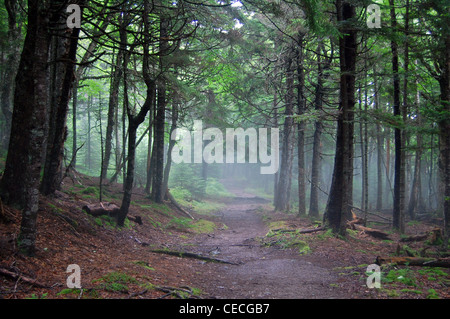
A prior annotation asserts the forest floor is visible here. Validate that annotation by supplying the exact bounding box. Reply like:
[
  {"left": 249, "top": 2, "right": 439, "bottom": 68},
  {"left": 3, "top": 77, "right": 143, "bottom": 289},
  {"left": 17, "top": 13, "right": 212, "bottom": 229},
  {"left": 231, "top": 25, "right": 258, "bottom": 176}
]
[{"left": 0, "top": 175, "right": 449, "bottom": 300}]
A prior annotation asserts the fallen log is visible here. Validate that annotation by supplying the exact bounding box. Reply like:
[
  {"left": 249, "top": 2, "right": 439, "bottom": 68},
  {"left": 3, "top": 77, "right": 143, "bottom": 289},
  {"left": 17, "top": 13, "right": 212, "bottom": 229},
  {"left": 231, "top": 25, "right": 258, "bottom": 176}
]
[
  {"left": 128, "top": 215, "right": 143, "bottom": 225},
  {"left": 399, "top": 228, "right": 442, "bottom": 244},
  {"left": 0, "top": 268, "right": 49, "bottom": 288},
  {"left": 165, "top": 190, "right": 195, "bottom": 220},
  {"left": 347, "top": 211, "right": 390, "bottom": 240},
  {"left": 347, "top": 210, "right": 365, "bottom": 227},
  {"left": 353, "top": 224, "right": 390, "bottom": 240},
  {"left": 271, "top": 227, "right": 325, "bottom": 234},
  {"left": 151, "top": 249, "right": 240, "bottom": 265},
  {"left": 82, "top": 202, "right": 120, "bottom": 217},
  {"left": 376, "top": 256, "right": 450, "bottom": 268}
]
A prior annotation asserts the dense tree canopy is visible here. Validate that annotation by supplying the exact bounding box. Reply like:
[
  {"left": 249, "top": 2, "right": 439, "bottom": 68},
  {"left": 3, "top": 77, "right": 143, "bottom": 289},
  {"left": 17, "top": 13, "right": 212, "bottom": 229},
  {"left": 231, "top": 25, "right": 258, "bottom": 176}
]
[{"left": 0, "top": 0, "right": 449, "bottom": 256}]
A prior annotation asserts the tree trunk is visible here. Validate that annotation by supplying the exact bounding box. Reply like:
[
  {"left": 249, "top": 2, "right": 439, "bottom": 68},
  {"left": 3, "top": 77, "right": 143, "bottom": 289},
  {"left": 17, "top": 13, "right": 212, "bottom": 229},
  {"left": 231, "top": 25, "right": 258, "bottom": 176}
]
[
  {"left": 118, "top": 1, "right": 155, "bottom": 226},
  {"left": 0, "top": 0, "right": 62, "bottom": 255},
  {"left": 438, "top": 30, "right": 450, "bottom": 247},
  {"left": 273, "top": 94, "right": 279, "bottom": 202},
  {"left": 390, "top": 0, "right": 406, "bottom": 233},
  {"left": 296, "top": 35, "right": 306, "bottom": 216},
  {"left": 358, "top": 68, "right": 369, "bottom": 217},
  {"left": 408, "top": 101, "right": 423, "bottom": 219},
  {"left": 162, "top": 100, "right": 179, "bottom": 197},
  {"left": 41, "top": 16, "right": 82, "bottom": 195},
  {"left": 72, "top": 85, "right": 78, "bottom": 169},
  {"left": 275, "top": 48, "right": 295, "bottom": 211},
  {"left": 101, "top": 45, "right": 125, "bottom": 180},
  {"left": 0, "top": 0, "right": 22, "bottom": 150},
  {"left": 145, "top": 103, "right": 154, "bottom": 194},
  {"left": 151, "top": 17, "right": 169, "bottom": 204},
  {"left": 118, "top": 84, "right": 154, "bottom": 226},
  {"left": 323, "top": 0, "right": 356, "bottom": 235},
  {"left": 309, "top": 43, "right": 331, "bottom": 218},
  {"left": 86, "top": 96, "right": 92, "bottom": 170},
  {"left": 374, "top": 66, "right": 383, "bottom": 211}
]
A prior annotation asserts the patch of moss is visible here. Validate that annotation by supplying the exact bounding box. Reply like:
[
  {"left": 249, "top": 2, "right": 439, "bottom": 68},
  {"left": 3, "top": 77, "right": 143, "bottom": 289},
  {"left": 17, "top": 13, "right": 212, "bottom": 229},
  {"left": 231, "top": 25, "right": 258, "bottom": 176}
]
[
  {"left": 57, "top": 288, "right": 99, "bottom": 299},
  {"left": 383, "top": 268, "right": 418, "bottom": 287},
  {"left": 131, "top": 261, "right": 155, "bottom": 271},
  {"left": 92, "top": 271, "right": 138, "bottom": 293},
  {"left": 262, "top": 229, "right": 311, "bottom": 255},
  {"left": 426, "top": 289, "right": 440, "bottom": 299},
  {"left": 191, "top": 219, "right": 217, "bottom": 234}
]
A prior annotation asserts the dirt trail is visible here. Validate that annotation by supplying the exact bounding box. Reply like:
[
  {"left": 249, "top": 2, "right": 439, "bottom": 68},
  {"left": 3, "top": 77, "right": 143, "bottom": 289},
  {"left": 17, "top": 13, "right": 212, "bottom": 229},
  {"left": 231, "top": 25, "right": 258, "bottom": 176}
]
[{"left": 188, "top": 186, "right": 353, "bottom": 299}]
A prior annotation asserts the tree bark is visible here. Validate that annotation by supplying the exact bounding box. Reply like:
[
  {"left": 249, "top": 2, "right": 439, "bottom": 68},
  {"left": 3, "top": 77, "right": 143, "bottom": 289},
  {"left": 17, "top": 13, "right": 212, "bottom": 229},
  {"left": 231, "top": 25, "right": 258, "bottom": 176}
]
[
  {"left": 162, "top": 99, "right": 179, "bottom": 197},
  {"left": 437, "top": 27, "right": 450, "bottom": 248},
  {"left": 151, "top": 17, "right": 169, "bottom": 204},
  {"left": 118, "top": 1, "right": 155, "bottom": 226},
  {"left": 0, "top": 0, "right": 22, "bottom": 150},
  {"left": 41, "top": 13, "right": 82, "bottom": 195},
  {"left": 101, "top": 44, "right": 125, "bottom": 180},
  {"left": 296, "top": 35, "right": 306, "bottom": 216},
  {"left": 390, "top": 0, "right": 406, "bottom": 233},
  {"left": 0, "top": 0, "right": 62, "bottom": 255},
  {"left": 374, "top": 66, "right": 383, "bottom": 211},
  {"left": 323, "top": 0, "right": 356, "bottom": 235},
  {"left": 274, "top": 47, "right": 295, "bottom": 211},
  {"left": 309, "top": 43, "right": 331, "bottom": 218}
]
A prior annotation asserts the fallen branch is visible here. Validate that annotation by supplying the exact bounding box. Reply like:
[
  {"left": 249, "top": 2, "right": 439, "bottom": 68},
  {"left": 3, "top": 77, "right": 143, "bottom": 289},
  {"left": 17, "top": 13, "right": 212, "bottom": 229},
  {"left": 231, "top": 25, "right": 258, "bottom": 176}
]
[
  {"left": 127, "top": 289, "right": 149, "bottom": 299},
  {"left": 166, "top": 189, "right": 195, "bottom": 220},
  {"left": 353, "top": 224, "right": 390, "bottom": 240},
  {"left": 399, "top": 228, "right": 442, "bottom": 244},
  {"left": 0, "top": 268, "right": 49, "bottom": 288},
  {"left": 347, "top": 211, "right": 390, "bottom": 240},
  {"left": 82, "top": 202, "right": 120, "bottom": 217},
  {"left": 271, "top": 227, "right": 324, "bottom": 234},
  {"left": 376, "top": 256, "right": 450, "bottom": 268},
  {"left": 130, "top": 236, "right": 150, "bottom": 246},
  {"left": 155, "top": 285, "right": 201, "bottom": 299},
  {"left": 151, "top": 249, "right": 240, "bottom": 265}
]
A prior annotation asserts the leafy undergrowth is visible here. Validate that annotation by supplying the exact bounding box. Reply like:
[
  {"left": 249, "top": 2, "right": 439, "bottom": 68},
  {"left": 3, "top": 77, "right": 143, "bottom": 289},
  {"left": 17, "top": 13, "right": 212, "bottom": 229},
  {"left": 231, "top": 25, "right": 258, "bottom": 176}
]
[
  {"left": 0, "top": 174, "right": 221, "bottom": 299},
  {"left": 255, "top": 209, "right": 450, "bottom": 299}
]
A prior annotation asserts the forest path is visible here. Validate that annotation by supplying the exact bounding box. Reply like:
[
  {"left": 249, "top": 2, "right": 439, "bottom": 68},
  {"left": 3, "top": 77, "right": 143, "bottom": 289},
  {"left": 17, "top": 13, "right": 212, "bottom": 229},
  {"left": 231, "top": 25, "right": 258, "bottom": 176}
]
[{"left": 187, "top": 182, "right": 353, "bottom": 299}]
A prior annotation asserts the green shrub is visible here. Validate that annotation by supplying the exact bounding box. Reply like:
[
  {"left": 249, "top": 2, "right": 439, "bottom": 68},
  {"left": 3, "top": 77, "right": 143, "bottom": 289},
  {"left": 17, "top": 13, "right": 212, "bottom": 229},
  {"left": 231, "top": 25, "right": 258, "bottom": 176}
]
[{"left": 169, "top": 163, "right": 206, "bottom": 198}]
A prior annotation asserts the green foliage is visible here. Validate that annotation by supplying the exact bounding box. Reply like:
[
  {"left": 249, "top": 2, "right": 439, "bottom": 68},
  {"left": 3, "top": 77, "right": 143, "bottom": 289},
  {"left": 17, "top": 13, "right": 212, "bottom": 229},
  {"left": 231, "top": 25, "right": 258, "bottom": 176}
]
[
  {"left": 26, "top": 292, "right": 48, "bottom": 299},
  {"left": 94, "top": 215, "right": 130, "bottom": 230},
  {"left": 383, "top": 268, "right": 417, "bottom": 287},
  {"left": 205, "top": 178, "right": 234, "bottom": 199},
  {"left": 92, "top": 271, "right": 137, "bottom": 293},
  {"left": 57, "top": 288, "right": 99, "bottom": 299},
  {"left": 166, "top": 216, "right": 217, "bottom": 234},
  {"left": 167, "top": 217, "right": 194, "bottom": 230},
  {"left": 263, "top": 229, "right": 311, "bottom": 255},
  {"left": 169, "top": 163, "right": 206, "bottom": 199},
  {"left": 426, "top": 289, "right": 440, "bottom": 299}
]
